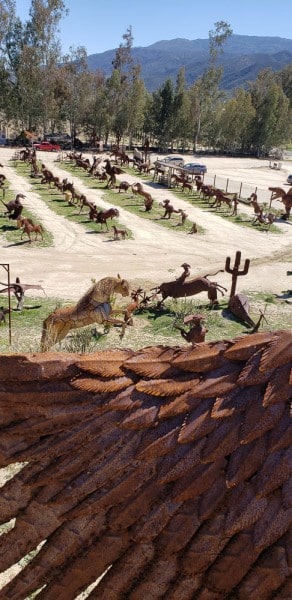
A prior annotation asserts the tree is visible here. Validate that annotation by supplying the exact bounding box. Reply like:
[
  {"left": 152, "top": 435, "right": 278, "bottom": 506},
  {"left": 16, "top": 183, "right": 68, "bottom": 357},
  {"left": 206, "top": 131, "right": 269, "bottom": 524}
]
[
  {"left": 81, "top": 70, "right": 107, "bottom": 145},
  {"left": 172, "top": 68, "right": 191, "bottom": 150},
  {"left": 151, "top": 79, "right": 175, "bottom": 149},
  {"left": 192, "top": 21, "right": 233, "bottom": 151},
  {"left": 0, "top": 0, "right": 67, "bottom": 133},
  {"left": 217, "top": 89, "right": 255, "bottom": 152},
  {"left": 277, "top": 65, "right": 292, "bottom": 108},
  {"left": 249, "top": 68, "right": 291, "bottom": 154},
  {"left": 60, "top": 46, "right": 91, "bottom": 145}
]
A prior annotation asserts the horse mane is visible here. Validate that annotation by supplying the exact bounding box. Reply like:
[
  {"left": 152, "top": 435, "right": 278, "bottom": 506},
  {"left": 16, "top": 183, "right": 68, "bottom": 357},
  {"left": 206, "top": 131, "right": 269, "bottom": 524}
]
[{"left": 75, "top": 276, "right": 122, "bottom": 311}]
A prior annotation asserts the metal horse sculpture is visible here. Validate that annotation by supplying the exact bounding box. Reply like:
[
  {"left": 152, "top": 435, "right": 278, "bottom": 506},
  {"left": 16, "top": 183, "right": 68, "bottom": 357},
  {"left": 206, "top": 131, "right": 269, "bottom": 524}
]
[
  {"left": 41, "top": 275, "right": 130, "bottom": 351},
  {"left": 152, "top": 268, "right": 227, "bottom": 306}
]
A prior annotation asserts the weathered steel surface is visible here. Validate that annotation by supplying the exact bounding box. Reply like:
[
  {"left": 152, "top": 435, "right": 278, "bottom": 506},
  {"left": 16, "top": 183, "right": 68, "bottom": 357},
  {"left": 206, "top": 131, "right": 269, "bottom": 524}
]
[{"left": 0, "top": 329, "right": 291, "bottom": 599}]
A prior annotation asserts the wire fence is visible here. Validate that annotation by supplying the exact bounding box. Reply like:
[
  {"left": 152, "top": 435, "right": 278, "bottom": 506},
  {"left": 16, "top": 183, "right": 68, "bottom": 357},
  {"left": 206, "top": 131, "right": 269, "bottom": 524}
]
[{"left": 203, "top": 173, "right": 273, "bottom": 205}]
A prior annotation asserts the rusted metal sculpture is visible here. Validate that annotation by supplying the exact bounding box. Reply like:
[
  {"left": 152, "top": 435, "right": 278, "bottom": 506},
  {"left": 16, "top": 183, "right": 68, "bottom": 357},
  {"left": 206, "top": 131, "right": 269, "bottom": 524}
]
[
  {"left": 177, "top": 208, "right": 188, "bottom": 225},
  {"left": 0, "top": 276, "right": 46, "bottom": 310},
  {"left": 174, "top": 313, "right": 208, "bottom": 344},
  {"left": 268, "top": 186, "right": 292, "bottom": 219},
  {"left": 1, "top": 194, "right": 25, "bottom": 219},
  {"left": 225, "top": 250, "right": 255, "bottom": 327},
  {"left": 40, "top": 275, "right": 130, "bottom": 351},
  {"left": 112, "top": 225, "right": 128, "bottom": 240},
  {"left": 160, "top": 199, "right": 180, "bottom": 219},
  {"left": 152, "top": 267, "right": 227, "bottom": 306},
  {"left": 18, "top": 217, "right": 44, "bottom": 243},
  {"left": 0, "top": 305, "right": 10, "bottom": 324},
  {"left": 0, "top": 329, "right": 290, "bottom": 599},
  {"left": 131, "top": 182, "right": 153, "bottom": 211}
]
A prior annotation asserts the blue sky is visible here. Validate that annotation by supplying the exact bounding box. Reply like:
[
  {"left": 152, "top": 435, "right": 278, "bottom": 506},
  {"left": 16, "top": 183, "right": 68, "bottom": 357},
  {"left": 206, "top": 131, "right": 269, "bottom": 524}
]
[{"left": 15, "top": 0, "right": 292, "bottom": 56}]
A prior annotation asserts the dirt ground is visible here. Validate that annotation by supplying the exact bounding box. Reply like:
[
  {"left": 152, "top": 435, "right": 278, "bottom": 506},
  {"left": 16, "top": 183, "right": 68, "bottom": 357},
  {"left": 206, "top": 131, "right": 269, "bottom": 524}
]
[{"left": 0, "top": 147, "right": 291, "bottom": 302}]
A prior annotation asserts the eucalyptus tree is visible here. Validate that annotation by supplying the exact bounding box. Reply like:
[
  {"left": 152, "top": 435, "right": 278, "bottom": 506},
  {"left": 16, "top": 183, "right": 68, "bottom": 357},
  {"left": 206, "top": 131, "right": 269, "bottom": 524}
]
[
  {"left": 126, "top": 63, "right": 147, "bottom": 147},
  {"left": 216, "top": 89, "right": 256, "bottom": 152},
  {"left": 276, "top": 64, "right": 292, "bottom": 108},
  {"left": 172, "top": 67, "right": 191, "bottom": 150},
  {"left": 59, "top": 46, "right": 91, "bottom": 145},
  {"left": 108, "top": 26, "right": 132, "bottom": 144},
  {"left": 151, "top": 78, "right": 175, "bottom": 149},
  {"left": 0, "top": 1, "right": 25, "bottom": 120},
  {"left": 249, "top": 68, "right": 291, "bottom": 154},
  {"left": 0, "top": 0, "right": 67, "bottom": 132},
  {"left": 191, "top": 21, "right": 233, "bottom": 151},
  {"left": 106, "top": 26, "right": 146, "bottom": 146},
  {"left": 81, "top": 70, "right": 108, "bottom": 145}
]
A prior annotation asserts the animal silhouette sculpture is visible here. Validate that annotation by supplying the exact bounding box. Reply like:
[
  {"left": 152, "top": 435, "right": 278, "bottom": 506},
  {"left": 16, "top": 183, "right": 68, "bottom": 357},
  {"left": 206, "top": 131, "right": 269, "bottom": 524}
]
[
  {"left": 160, "top": 199, "right": 180, "bottom": 219},
  {"left": 1, "top": 194, "right": 25, "bottom": 219},
  {"left": 131, "top": 182, "right": 153, "bottom": 211},
  {"left": 152, "top": 268, "right": 227, "bottom": 305},
  {"left": 18, "top": 217, "right": 44, "bottom": 243},
  {"left": 41, "top": 275, "right": 130, "bottom": 350},
  {"left": 268, "top": 187, "right": 292, "bottom": 219},
  {"left": 112, "top": 225, "right": 128, "bottom": 240}
]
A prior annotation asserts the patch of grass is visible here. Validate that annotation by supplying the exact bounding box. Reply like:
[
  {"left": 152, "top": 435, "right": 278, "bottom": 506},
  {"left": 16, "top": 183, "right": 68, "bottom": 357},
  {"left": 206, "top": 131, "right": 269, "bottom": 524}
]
[
  {"left": 0, "top": 296, "right": 65, "bottom": 353},
  {"left": 0, "top": 289, "right": 290, "bottom": 354},
  {"left": 137, "top": 181, "right": 282, "bottom": 234},
  {"left": 0, "top": 180, "right": 53, "bottom": 246},
  {"left": 59, "top": 161, "right": 204, "bottom": 234},
  {"left": 13, "top": 161, "right": 132, "bottom": 239}
]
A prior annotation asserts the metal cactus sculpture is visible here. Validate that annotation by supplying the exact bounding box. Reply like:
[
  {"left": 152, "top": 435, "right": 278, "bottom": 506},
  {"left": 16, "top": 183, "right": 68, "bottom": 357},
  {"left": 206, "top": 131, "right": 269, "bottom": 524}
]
[
  {"left": 225, "top": 251, "right": 255, "bottom": 327},
  {"left": 225, "top": 250, "right": 250, "bottom": 298}
]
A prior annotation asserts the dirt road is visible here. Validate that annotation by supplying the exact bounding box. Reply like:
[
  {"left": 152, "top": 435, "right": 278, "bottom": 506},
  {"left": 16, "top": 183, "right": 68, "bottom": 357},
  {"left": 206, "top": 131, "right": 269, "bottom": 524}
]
[{"left": 0, "top": 148, "right": 291, "bottom": 301}]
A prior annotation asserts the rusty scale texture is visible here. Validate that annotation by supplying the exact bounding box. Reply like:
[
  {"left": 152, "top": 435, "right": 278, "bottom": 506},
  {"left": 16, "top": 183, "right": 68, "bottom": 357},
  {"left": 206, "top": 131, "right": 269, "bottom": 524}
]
[{"left": 0, "top": 329, "right": 291, "bottom": 599}]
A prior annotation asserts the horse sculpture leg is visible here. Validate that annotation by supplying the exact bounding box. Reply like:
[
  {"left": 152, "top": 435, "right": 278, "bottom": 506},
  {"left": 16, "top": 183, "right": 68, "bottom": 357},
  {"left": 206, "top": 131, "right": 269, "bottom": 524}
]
[{"left": 41, "top": 315, "right": 72, "bottom": 351}]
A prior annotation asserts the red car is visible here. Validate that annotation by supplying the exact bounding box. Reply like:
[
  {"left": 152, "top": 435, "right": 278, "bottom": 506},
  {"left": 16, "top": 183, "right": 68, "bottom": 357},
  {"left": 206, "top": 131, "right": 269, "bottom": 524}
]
[{"left": 33, "top": 141, "right": 61, "bottom": 152}]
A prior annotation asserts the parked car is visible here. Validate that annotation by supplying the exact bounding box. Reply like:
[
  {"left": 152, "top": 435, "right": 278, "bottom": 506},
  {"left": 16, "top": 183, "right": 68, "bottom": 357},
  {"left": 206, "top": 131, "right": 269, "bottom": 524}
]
[
  {"left": 33, "top": 141, "right": 61, "bottom": 152},
  {"left": 182, "top": 162, "right": 207, "bottom": 175},
  {"left": 155, "top": 155, "right": 185, "bottom": 172},
  {"left": 160, "top": 155, "right": 185, "bottom": 167},
  {"left": 287, "top": 174, "right": 292, "bottom": 185}
]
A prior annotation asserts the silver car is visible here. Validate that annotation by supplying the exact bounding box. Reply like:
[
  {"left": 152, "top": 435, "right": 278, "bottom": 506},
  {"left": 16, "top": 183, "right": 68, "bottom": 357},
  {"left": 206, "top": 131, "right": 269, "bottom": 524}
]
[
  {"left": 155, "top": 155, "right": 185, "bottom": 171},
  {"left": 183, "top": 162, "right": 207, "bottom": 175}
]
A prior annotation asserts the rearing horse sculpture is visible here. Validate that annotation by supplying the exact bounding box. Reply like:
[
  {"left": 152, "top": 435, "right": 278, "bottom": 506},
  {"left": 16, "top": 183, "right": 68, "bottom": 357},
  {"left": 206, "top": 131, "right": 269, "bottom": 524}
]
[
  {"left": 268, "top": 187, "right": 292, "bottom": 219},
  {"left": 41, "top": 275, "right": 130, "bottom": 351}
]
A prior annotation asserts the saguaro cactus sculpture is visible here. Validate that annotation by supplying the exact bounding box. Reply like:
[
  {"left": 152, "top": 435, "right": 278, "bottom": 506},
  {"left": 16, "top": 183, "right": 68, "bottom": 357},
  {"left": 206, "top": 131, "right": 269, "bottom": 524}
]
[
  {"left": 225, "top": 250, "right": 250, "bottom": 298},
  {"left": 225, "top": 251, "right": 255, "bottom": 327}
]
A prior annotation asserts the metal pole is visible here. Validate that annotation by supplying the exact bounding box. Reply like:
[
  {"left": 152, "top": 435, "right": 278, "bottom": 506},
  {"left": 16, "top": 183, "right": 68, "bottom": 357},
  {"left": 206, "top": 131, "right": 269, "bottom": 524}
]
[{"left": 0, "top": 263, "right": 11, "bottom": 344}]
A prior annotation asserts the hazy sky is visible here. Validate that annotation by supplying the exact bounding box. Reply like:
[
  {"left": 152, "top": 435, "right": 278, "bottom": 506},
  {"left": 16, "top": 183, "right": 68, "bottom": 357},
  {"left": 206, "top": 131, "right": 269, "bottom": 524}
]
[{"left": 15, "top": 0, "right": 292, "bottom": 56}]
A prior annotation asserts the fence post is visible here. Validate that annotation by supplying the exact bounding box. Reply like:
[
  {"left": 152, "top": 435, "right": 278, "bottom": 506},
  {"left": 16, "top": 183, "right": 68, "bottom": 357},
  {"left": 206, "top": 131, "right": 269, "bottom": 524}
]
[
  {"left": 239, "top": 182, "right": 242, "bottom": 199},
  {"left": 214, "top": 175, "right": 216, "bottom": 187},
  {"left": 226, "top": 178, "right": 229, "bottom": 192},
  {"left": 0, "top": 263, "right": 12, "bottom": 345}
]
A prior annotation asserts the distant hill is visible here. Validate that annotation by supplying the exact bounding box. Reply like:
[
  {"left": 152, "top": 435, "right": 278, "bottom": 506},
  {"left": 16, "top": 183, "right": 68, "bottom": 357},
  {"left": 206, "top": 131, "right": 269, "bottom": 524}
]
[{"left": 86, "top": 34, "right": 292, "bottom": 91}]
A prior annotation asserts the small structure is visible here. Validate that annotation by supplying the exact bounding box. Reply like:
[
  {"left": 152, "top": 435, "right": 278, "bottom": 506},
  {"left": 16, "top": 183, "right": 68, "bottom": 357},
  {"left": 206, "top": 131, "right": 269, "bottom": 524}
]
[{"left": 269, "top": 160, "right": 282, "bottom": 170}]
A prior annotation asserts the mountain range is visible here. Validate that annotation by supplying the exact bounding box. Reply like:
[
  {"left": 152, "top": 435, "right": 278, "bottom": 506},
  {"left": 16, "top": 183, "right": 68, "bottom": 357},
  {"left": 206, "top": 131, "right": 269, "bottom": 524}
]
[{"left": 86, "top": 34, "right": 292, "bottom": 92}]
